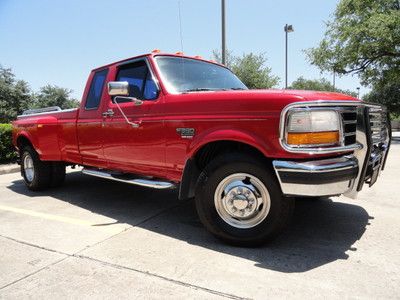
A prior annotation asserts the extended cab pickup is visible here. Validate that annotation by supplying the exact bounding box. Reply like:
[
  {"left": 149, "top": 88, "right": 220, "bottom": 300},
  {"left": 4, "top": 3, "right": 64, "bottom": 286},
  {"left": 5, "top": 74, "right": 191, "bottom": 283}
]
[{"left": 12, "top": 52, "right": 391, "bottom": 245}]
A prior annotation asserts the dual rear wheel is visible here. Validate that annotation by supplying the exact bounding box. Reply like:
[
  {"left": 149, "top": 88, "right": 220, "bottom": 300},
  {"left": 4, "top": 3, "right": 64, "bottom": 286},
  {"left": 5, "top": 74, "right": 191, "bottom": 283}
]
[{"left": 21, "top": 146, "right": 66, "bottom": 191}]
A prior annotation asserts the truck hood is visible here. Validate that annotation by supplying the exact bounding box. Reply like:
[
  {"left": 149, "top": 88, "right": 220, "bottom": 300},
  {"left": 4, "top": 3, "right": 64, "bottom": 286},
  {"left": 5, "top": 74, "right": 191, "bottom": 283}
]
[
  {"left": 188, "top": 88, "right": 359, "bottom": 102},
  {"left": 167, "top": 89, "right": 361, "bottom": 117}
]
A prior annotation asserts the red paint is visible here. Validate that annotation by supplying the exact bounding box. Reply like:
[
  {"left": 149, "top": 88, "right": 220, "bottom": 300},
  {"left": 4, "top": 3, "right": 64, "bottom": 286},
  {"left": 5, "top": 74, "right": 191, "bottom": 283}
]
[{"left": 12, "top": 53, "right": 361, "bottom": 183}]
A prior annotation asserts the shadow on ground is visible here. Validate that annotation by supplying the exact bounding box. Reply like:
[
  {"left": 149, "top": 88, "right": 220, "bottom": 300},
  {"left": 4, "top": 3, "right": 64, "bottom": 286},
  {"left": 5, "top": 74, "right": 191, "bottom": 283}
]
[{"left": 8, "top": 172, "right": 371, "bottom": 273}]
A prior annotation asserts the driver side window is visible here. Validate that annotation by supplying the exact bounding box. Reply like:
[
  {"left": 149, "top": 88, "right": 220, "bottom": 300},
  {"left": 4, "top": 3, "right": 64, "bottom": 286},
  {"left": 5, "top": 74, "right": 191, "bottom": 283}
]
[{"left": 116, "top": 61, "right": 158, "bottom": 100}]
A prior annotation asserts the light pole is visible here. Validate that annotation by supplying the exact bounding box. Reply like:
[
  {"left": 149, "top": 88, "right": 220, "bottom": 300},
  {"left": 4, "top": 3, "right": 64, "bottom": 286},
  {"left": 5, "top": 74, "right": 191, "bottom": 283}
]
[
  {"left": 221, "top": 0, "right": 226, "bottom": 65},
  {"left": 356, "top": 87, "right": 360, "bottom": 98},
  {"left": 284, "top": 24, "right": 294, "bottom": 89}
]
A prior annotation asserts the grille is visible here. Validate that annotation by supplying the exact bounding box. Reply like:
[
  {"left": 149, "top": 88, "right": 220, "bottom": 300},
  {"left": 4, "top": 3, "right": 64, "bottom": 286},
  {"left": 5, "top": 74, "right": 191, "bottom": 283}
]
[
  {"left": 369, "top": 107, "right": 388, "bottom": 144},
  {"left": 340, "top": 107, "right": 357, "bottom": 146}
]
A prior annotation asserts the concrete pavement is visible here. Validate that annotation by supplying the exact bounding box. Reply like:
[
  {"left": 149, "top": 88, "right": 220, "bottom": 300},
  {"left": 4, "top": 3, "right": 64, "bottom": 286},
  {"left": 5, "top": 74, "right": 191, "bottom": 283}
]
[{"left": 0, "top": 139, "right": 399, "bottom": 299}]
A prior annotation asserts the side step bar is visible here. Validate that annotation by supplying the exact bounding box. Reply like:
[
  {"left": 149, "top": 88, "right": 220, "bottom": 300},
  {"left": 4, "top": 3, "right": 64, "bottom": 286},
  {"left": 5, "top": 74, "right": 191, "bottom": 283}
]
[{"left": 82, "top": 168, "right": 175, "bottom": 190}]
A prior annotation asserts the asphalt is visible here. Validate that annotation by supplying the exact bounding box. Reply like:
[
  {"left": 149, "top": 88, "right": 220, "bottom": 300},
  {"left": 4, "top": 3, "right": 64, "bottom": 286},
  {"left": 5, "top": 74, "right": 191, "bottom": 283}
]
[{"left": 0, "top": 138, "right": 399, "bottom": 299}]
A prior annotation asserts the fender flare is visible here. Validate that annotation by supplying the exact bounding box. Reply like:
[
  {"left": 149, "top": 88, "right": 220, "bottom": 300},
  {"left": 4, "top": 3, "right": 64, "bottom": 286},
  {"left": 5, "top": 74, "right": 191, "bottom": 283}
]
[
  {"left": 15, "top": 131, "right": 38, "bottom": 153},
  {"left": 178, "top": 129, "right": 272, "bottom": 200},
  {"left": 188, "top": 128, "right": 271, "bottom": 158}
]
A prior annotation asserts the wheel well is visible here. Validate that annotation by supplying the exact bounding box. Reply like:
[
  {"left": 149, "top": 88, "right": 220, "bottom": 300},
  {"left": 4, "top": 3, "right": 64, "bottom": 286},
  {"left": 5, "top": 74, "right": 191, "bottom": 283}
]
[
  {"left": 179, "top": 141, "right": 269, "bottom": 200},
  {"left": 17, "top": 136, "right": 33, "bottom": 153},
  {"left": 193, "top": 140, "right": 267, "bottom": 171}
]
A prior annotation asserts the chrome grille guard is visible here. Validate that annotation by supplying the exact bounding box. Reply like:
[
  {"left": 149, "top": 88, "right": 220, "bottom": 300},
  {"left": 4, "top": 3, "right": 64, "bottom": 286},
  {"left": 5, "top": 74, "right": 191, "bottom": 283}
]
[{"left": 344, "top": 103, "right": 391, "bottom": 198}]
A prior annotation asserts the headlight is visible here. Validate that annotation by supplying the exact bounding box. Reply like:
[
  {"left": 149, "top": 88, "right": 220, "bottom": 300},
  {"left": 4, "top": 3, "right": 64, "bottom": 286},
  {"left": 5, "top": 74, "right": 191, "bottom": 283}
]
[{"left": 286, "top": 110, "right": 340, "bottom": 146}]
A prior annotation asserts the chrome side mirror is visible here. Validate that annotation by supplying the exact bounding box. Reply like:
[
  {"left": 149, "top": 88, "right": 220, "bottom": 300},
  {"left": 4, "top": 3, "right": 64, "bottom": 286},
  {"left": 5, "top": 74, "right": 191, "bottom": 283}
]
[{"left": 108, "top": 81, "right": 129, "bottom": 96}]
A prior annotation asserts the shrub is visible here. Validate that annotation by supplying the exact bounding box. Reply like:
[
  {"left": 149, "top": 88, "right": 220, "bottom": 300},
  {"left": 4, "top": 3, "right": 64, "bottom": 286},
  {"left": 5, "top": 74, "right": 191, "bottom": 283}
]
[{"left": 0, "top": 124, "right": 17, "bottom": 163}]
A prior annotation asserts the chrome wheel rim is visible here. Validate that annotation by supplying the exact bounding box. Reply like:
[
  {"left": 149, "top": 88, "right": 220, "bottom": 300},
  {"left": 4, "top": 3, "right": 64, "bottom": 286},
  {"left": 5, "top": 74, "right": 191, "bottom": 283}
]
[
  {"left": 23, "top": 154, "right": 35, "bottom": 183},
  {"left": 214, "top": 173, "right": 271, "bottom": 229}
]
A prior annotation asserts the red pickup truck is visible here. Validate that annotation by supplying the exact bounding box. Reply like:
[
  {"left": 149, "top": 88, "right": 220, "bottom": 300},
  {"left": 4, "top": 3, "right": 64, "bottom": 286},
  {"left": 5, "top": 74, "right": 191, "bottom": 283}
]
[{"left": 12, "top": 52, "right": 391, "bottom": 245}]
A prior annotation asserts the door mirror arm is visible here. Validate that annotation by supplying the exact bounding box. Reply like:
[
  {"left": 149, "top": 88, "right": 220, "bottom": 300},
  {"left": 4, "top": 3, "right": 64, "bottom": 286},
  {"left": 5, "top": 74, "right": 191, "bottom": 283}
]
[{"left": 113, "top": 96, "right": 143, "bottom": 128}]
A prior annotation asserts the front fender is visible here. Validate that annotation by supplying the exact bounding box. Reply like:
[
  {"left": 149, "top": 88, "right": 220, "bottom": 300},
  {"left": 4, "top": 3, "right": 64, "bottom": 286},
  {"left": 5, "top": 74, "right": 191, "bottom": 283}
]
[{"left": 188, "top": 128, "right": 272, "bottom": 158}]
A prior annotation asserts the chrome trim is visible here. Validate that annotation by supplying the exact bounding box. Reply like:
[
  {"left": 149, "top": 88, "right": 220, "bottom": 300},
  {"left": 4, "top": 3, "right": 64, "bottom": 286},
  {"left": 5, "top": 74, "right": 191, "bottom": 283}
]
[
  {"left": 112, "top": 96, "right": 143, "bottom": 128},
  {"left": 273, "top": 155, "right": 358, "bottom": 173},
  {"left": 82, "top": 168, "right": 175, "bottom": 189},
  {"left": 272, "top": 155, "right": 358, "bottom": 197},
  {"left": 344, "top": 105, "right": 374, "bottom": 198},
  {"left": 102, "top": 109, "right": 115, "bottom": 117},
  {"left": 17, "top": 108, "right": 78, "bottom": 119},
  {"left": 108, "top": 81, "right": 129, "bottom": 96},
  {"left": 280, "top": 181, "right": 351, "bottom": 197},
  {"left": 279, "top": 101, "right": 362, "bottom": 154},
  {"left": 213, "top": 173, "right": 271, "bottom": 229},
  {"left": 23, "top": 106, "right": 61, "bottom": 115}
]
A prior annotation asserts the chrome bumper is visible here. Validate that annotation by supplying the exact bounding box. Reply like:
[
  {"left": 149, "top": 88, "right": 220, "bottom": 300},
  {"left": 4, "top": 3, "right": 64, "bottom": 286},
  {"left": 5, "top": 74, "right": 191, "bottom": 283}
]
[
  {"left": 272, "top": 156, "right": 359, "bottom": 197},
  {"left": 273, "top": 103, "right": 391, "bottom": 198}
]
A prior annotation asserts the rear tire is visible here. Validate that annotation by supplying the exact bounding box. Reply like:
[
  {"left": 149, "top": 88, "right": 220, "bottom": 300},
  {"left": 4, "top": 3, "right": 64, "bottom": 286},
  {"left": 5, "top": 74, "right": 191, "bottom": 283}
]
[
  {"left": 21, "top": 146, "right": 52, "bottom": 191},
  {"left": 195, "top": 153, "right": 294, "bottom": 246}
]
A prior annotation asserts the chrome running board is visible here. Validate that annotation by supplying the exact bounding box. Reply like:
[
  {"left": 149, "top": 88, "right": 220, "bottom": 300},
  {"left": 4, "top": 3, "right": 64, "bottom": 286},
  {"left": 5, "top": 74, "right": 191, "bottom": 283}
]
[{"left": 82, "top": 168, "right": 175, "bottom": 190}]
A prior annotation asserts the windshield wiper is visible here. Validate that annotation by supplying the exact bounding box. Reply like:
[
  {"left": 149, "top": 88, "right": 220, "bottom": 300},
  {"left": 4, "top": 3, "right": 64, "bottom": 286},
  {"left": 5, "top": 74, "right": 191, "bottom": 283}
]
[
  {"left": 182, "top": 88, "right": 223, "bottom": 93},
  {"left": 182, "top": 87, "right": 246, "bottom": 93}
]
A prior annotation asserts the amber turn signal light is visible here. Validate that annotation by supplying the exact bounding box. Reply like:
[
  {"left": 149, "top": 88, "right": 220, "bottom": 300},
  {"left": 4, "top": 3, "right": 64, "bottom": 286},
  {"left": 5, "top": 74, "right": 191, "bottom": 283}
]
[{"left": 287, "top": 131, "right": 339, "bottom": 146}]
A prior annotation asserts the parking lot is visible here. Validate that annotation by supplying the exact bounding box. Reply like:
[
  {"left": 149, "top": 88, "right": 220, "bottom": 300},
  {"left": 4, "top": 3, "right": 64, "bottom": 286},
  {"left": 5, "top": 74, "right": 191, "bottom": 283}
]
[{"left": 0, "top": 138, "right": 399, "bottom": 299}]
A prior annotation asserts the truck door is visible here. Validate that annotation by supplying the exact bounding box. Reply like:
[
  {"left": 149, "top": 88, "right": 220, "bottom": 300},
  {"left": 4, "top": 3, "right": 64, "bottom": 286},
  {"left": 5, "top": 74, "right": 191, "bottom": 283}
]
[
  {"left": 101, "top": 59, "right": 166, "bottom": 178},
  {"left": 77, "top": 68, "right": 109, "bottom": 168}
]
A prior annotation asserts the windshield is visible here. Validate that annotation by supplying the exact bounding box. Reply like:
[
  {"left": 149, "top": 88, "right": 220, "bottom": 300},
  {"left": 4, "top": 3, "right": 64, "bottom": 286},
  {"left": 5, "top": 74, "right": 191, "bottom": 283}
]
[{"left": 154, "top": 56, "right": 247, "bottom": 93}]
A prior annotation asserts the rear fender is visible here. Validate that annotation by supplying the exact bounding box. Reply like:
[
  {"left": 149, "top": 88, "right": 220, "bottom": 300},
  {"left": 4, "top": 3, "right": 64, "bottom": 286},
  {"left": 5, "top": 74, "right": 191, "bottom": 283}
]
[{"left": 14, "top": 116, "right": 61, "bottom": 160}]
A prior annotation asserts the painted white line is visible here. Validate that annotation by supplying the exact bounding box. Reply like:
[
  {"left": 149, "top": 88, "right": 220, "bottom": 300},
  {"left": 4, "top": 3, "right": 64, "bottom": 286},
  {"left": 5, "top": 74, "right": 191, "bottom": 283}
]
[{"left": 0, "top": 204, "right": 98, "bottom": 227}]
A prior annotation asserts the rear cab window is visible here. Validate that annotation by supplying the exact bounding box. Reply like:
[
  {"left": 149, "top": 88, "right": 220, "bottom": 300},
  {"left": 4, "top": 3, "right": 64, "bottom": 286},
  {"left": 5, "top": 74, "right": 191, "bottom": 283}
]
[{"left": 85, "top": 69, "right": 108, "bottom": 110}]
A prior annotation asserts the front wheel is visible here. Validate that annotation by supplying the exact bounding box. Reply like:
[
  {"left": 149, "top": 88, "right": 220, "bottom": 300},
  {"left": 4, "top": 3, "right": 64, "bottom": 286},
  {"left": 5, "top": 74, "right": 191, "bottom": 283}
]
[{"left": 195, "top": 154, "right": 294, "bottom": 246}]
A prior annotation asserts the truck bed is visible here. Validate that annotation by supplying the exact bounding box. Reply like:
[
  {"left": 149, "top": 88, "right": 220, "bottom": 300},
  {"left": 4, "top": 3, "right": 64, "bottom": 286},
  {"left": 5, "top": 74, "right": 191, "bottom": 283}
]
[{"left": 13, "top": 108, "right": 81, "bottom": 163}]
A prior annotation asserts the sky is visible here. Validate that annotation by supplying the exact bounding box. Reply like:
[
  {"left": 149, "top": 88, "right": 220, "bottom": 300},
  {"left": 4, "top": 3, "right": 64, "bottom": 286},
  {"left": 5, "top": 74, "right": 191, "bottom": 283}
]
[{"left": 0, "top": 0, "right": 367, "bottom": 100}]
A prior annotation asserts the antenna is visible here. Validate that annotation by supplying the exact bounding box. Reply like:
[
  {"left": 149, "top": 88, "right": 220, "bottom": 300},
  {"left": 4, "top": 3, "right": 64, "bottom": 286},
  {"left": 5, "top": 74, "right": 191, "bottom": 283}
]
[{"left": 178, "top": 0, "right": 184, "bottom": 53}]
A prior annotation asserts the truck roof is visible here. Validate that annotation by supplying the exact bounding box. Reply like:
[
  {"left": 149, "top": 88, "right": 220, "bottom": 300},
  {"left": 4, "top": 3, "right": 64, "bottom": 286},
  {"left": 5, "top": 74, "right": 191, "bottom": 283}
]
[{"left": 92, "top": 52, "right": 225, "bottom": 72}]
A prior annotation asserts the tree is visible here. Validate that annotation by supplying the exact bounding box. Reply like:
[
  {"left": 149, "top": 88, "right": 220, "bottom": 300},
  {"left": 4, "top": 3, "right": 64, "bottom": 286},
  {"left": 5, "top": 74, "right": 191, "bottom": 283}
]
[
  {"left": 212, "top": 50, "right": 236, "bottom": 69},
  {"left": 363, "top": 82, "right": 400, "bottom": 117},
  {"left": 0, "top": 65, "right": 79, "bottom": 122},
  {"left": 289, "top": 77, "right": 357, "bottom": 97},
  {"left": 212, "top": 51, "right": 280, "bottom": 89},
  {"left": 34, "top": 85, "right": 79, "bottom": 110},
  {"left": 307, "top": 0, "right": 400, "bottom": 87},
  {"left": 0, "top": 65, "right": 33, "bottom": 122}
]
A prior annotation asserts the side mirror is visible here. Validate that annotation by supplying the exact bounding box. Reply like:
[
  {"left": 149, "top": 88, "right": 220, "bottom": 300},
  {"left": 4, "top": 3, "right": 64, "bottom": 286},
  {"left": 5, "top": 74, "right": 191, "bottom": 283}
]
[{"left": 108, "top": 81, "right": 129, "bottom": 96}]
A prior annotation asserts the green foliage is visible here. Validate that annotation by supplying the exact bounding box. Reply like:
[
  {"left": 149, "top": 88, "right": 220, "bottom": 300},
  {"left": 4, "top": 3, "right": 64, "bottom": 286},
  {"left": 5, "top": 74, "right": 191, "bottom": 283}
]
[
  {"left": 289, "top": 77, "right": 358, "bottom": 97},
  {"left": 363, "top": 82, "right": 400, "bottom": 116},
  {"left": 0, "top": 64, "right": 79, "bottom": 123},
  {"left": 306, "top": 0, "right": 400, "bottom": 86},
  {"left": 212, "top": 51, "right": 280, "bottom": 89},
  {"left": 34, "top": 85, "right": 79, "bottom": 109},
  {"left": 0, "top": 65, "right": 33, "bottom": 123},
  {"left": 0, "top": 124, "right": 17, "bottom": 163}
]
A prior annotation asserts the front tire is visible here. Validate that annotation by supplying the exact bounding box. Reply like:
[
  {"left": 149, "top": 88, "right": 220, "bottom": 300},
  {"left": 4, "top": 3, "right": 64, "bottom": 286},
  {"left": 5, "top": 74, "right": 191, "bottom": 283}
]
[
  {"left": 195, "top": 154, "right": 294, "bottom": 246},
  {"left": 21, "top": 146, "right": 52, "bottom": 191}
]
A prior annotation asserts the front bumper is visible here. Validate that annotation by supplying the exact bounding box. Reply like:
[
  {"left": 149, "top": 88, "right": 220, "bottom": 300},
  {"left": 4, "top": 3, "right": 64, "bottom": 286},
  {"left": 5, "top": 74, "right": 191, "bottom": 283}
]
[
  {"left": 273, "top": 156, "right": 359, "bottom": 196},
  {"left": 273, "top": 103, "right": 391, "bottom": 198}
]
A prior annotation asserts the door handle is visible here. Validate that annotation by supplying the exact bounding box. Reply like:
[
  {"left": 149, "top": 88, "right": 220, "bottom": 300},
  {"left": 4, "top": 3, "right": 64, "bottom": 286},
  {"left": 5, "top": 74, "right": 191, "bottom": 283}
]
[{"left": 102, "top": 109, "right": 114, "bottom": 117}]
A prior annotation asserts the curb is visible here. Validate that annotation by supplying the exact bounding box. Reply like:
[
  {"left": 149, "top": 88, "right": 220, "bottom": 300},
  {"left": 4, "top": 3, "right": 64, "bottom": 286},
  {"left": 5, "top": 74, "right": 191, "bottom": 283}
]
[{"left": 0, "top": 164, "right": 20, "bottom": 175}]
